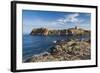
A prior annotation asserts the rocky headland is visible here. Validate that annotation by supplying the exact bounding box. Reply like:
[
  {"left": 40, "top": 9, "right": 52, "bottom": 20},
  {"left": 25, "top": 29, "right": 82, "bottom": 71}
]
[{"left": 30, "top": 26, "right": 90, "bottom": 36}]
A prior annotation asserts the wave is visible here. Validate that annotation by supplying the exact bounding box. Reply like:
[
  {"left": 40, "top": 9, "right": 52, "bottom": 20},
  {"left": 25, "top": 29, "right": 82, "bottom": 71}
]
[{"left": 32, "top": 51, "right": 50, "bottom": 57}]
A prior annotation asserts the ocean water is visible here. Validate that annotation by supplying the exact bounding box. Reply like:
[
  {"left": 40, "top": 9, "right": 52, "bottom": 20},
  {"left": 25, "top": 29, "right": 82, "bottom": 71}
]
[{"left": 23, "top": 34, "right": 90, "bottom": 61}]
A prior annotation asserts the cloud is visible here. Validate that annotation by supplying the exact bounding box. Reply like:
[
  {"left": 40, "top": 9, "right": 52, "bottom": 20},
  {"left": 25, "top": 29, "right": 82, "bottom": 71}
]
[
  {"left": 56, "top": 13, "right": 82, "bottom": 25},
  {"left": 66, "top": 13, "right": 79, "bottom": 22},
  {"left": 57, "top": 18, "right": 66, "bottom": 24}
]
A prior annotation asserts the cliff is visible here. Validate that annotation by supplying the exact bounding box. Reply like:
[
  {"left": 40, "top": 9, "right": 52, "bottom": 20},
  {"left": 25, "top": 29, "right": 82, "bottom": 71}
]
[{"left": 30, "top": 27, "right": 90, "bottom": 36}]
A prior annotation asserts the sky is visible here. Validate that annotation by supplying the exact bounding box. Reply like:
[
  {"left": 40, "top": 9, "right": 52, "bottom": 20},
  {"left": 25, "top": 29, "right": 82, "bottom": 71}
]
[{"left": 22, "top": 10, "right": 91, "bottom": 34}]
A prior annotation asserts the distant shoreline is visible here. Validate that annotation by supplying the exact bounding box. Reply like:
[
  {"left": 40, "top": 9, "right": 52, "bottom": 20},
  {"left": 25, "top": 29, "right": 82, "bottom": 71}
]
[{"left": 30, "top": 26, "right": 90, "bottom": 36}]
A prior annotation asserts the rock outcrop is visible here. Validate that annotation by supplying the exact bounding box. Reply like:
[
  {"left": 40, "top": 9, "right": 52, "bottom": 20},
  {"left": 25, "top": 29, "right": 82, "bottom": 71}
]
[{"left": 30, "top": 28, "right": 49, "bottom": 36}]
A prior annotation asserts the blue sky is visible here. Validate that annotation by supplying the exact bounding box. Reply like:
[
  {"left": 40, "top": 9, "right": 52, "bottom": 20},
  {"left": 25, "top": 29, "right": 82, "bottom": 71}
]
[{"left": 22, "top": 10, "right": 91, "bottom": 34}]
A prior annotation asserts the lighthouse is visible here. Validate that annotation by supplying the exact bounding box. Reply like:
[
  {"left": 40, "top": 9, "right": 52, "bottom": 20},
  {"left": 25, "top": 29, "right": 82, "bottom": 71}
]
[{"left": 75, "top": 26, "right": 78, "bottom": 29}]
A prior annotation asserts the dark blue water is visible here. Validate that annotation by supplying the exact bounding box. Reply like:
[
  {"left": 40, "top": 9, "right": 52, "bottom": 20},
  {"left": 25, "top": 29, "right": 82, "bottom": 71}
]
[{"left": 23, "top": 34, "right": 90, "bottom": 61}]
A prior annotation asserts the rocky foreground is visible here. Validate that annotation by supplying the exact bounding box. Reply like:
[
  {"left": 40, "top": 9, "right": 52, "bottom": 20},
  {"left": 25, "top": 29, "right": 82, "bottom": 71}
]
[{"left": 25, "top": 39, "right": 91, "bottom": 62}]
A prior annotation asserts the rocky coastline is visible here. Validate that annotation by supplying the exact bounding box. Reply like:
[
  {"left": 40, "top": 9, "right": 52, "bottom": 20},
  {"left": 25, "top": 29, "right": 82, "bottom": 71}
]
[
  {"left": 25, "top": 39, "right": 91, "bottom": 62},
  {"left": 24, "top": 27, "right": 91, "bottom": 63}
]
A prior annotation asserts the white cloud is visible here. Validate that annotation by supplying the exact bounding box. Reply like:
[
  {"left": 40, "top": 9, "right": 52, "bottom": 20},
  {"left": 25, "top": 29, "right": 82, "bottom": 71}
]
[
  {"left": 66, "top": 13, "right": 79, "bottom": 23},
  {"left": 57, "top": 19, "right": 66, "bottom": 24},
  {"left": 55, "top": 13, "right": 83, "bottom": 25}
]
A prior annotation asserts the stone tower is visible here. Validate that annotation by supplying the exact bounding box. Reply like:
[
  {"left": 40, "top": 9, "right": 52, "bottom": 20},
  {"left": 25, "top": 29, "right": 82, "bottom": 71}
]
[{"left": 75, "top": 26, "right": 78, "bottom": 29}]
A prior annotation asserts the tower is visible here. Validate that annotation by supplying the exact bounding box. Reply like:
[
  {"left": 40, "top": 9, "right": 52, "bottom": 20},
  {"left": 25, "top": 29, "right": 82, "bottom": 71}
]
[{"left": 75, "top": 26, "right": 78, "bottom": 29}]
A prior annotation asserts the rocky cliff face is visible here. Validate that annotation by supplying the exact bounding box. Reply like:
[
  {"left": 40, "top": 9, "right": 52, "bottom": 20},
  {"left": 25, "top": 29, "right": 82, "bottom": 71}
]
[
  {"left": 30, "top": 27, "right": 90, "bottom": 36},
  {"left": 30, "top": 28, "right": 49, "bottom": 36}
]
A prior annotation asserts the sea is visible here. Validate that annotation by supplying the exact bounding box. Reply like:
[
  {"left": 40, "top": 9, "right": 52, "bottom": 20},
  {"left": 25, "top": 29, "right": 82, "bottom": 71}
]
[{"left": 23, "top": 34, "right": 90, "bottom": 61}]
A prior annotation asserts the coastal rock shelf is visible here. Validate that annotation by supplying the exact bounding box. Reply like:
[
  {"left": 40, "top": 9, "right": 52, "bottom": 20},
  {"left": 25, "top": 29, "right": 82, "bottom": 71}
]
[
  {"left": 25, "top": 40, "right": 91, "bottom": 62},
  {"left": 30, "top": 27, "right": 90, "bottom": 36}
]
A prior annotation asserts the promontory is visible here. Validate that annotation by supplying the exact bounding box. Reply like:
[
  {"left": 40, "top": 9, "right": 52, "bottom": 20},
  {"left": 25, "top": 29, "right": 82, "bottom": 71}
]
[{"left": 30, "top": 26, "right": 90, "bottom": 36}]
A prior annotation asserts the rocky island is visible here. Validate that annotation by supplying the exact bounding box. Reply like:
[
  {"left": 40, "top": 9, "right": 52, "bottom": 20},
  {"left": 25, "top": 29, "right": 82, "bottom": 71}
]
[
  {"left": 30, "top": 26, "right": 90, "bottom": 36},
  {"left": 24, "top": 27, "right": 91, "bottom": 63}
]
